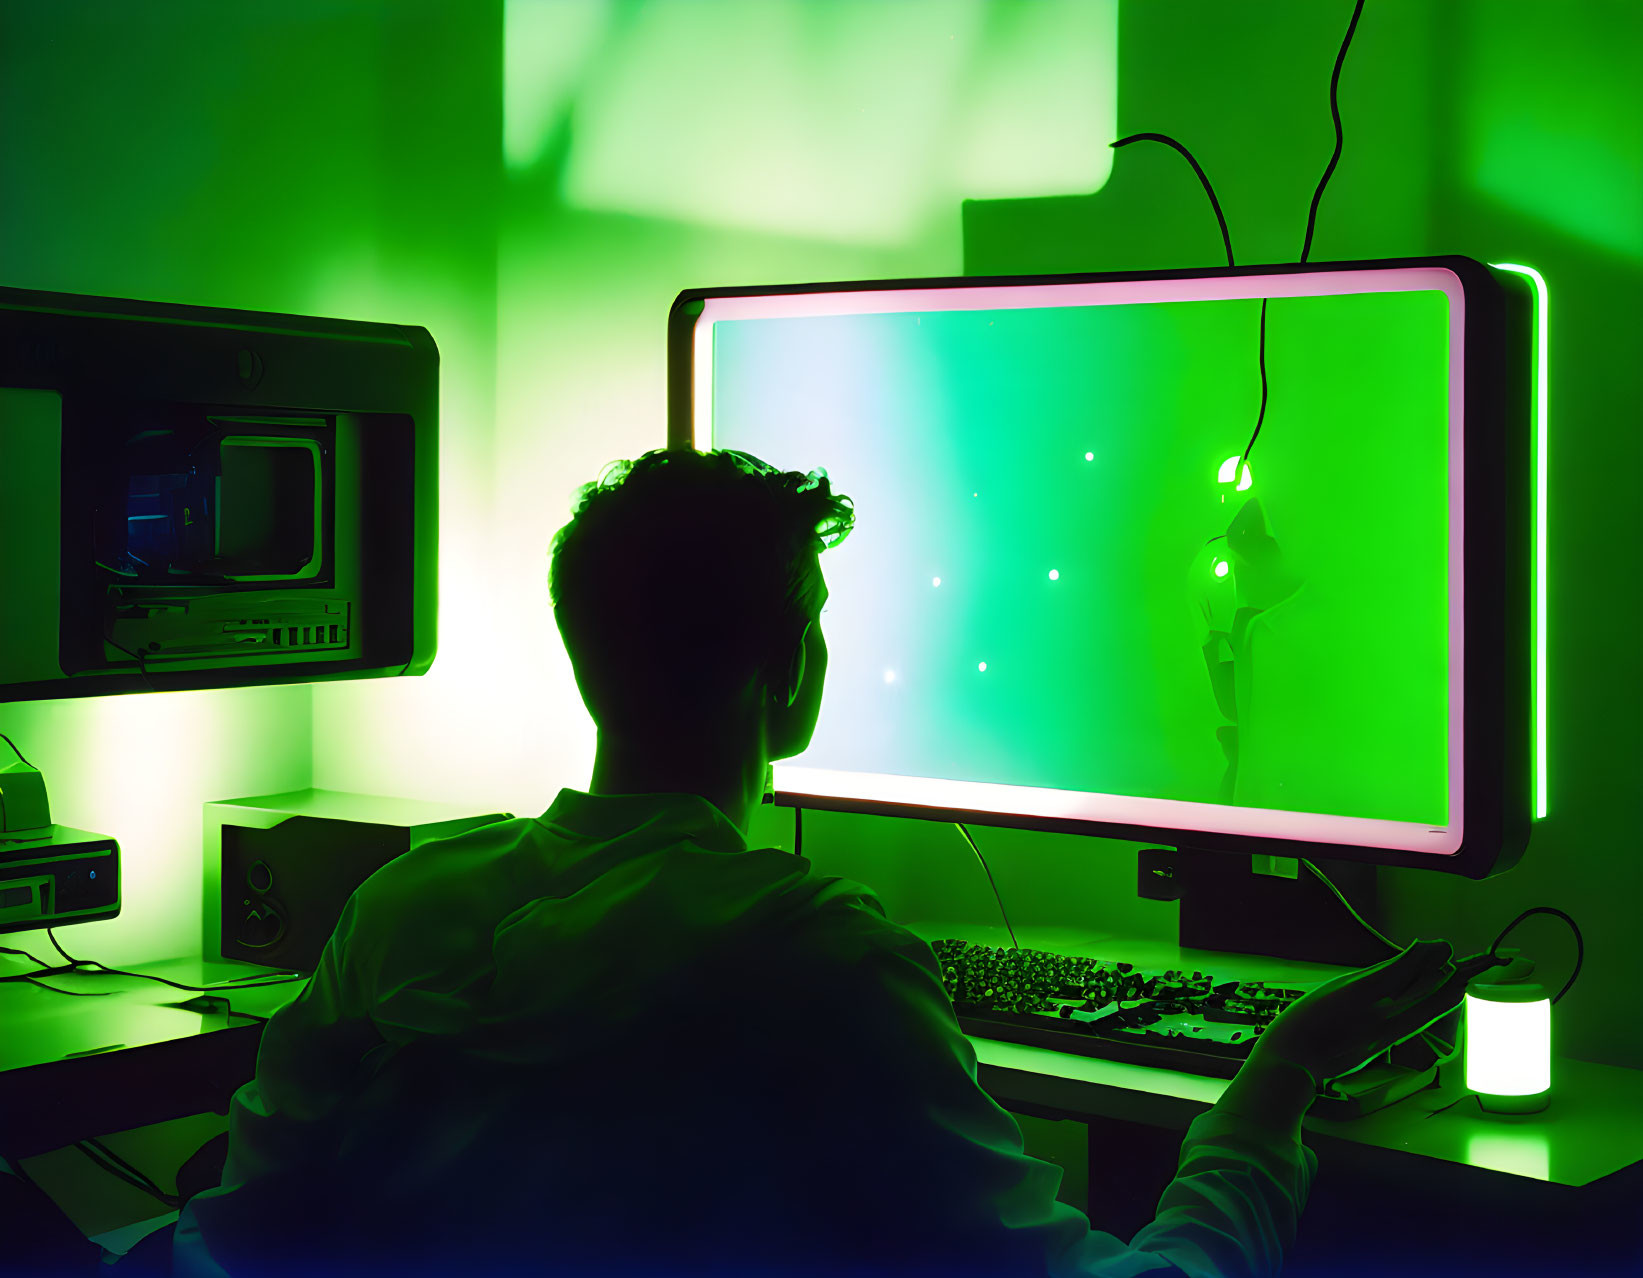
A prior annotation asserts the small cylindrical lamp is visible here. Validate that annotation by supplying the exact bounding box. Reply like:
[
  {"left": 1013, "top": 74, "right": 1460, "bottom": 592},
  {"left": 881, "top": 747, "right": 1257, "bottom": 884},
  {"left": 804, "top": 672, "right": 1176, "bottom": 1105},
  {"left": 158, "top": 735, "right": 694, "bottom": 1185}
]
[{"left": 1464, "top": 947, "right": 1551, "bottom": 1113}]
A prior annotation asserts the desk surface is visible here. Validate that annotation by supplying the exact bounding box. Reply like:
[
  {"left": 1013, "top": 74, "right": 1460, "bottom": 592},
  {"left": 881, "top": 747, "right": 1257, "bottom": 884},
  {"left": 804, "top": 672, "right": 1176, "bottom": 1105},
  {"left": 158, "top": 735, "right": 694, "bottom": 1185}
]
[
  {"left": 1, "top": 955, "right": 303, "bottom": 1073},
  {"left": 906, "top": 923, "right": 1643, "bottom": 1190},
  {"left": 5, "top": 933, "right": 1640, "bottom": 1191}
]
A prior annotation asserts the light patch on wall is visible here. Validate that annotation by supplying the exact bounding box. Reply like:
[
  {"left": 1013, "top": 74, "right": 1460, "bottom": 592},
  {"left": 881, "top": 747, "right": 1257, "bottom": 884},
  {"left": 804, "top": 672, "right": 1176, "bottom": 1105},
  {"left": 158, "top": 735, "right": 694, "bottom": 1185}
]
[
  {"left": 504, "top": 0, "right": 615, "bottom": 173},
  {"left": 309, "top": 483, "right": 518, "bottom": 812},
  {"left": 309, "top": 287, "right": 513, "bottom": 810},
  {"left": 542, "top": 0, "right": 1115, "bottom": 244},
  {"left": 943, "top": 0, "right": 1117, "bottom": 201},
  {"left": 77, "top": 691, "right": 261, "bottom": 832},
  {"left": 16, "top": 683, "right": 312, "bottom": 967}
]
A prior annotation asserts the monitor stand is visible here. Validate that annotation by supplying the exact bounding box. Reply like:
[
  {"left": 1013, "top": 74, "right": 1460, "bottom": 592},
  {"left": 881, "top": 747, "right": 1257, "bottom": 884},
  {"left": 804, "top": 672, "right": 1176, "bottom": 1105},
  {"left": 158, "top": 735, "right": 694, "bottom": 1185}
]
[{"left": 1171, "top": 846, "right": 1389, "bottom": 969}]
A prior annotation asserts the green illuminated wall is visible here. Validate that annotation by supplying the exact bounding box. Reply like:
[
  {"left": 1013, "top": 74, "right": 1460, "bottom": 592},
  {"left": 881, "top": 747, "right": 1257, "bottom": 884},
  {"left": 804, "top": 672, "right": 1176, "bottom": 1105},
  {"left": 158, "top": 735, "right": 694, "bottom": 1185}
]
[
  {"left": 0, "top": 1, "right": 1637, "bottom": 1089},
  {"left": 0, "top": 0, "right": 501, "bottom": 968}
]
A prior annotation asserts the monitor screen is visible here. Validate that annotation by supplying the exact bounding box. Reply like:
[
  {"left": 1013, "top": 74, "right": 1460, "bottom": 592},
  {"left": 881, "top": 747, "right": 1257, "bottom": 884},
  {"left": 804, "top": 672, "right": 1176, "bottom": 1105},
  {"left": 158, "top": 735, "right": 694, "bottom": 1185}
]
[
  {"left": 110, "top": 425, "right": 325, "bottom": 583},
  {"left": 677, "top": 265, "right": 1497, "bottom": 862}
]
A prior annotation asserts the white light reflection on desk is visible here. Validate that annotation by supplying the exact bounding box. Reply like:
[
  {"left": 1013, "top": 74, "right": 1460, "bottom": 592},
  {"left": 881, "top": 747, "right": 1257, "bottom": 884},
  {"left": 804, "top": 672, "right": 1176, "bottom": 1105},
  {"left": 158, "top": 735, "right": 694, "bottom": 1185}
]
[{"left": 1465, "top": 1129, "right": 1551, "bottom": 1182}]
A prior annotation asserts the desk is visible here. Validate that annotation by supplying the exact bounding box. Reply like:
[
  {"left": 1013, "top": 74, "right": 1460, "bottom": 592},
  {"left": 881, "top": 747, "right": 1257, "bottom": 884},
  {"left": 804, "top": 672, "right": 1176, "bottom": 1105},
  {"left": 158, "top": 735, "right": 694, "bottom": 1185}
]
[
  {"left": 5, "top": 942, "right": 1642, "bottom": 1276},
  {"left": 909, "top": 924, "right": 1643, "bottom": 1277},
  {"left": 1, "top": 956, "right": 299, "bottom": 1161},
  {"left": 899, "top": 922, "right": 1643, "bottom": 1189}
]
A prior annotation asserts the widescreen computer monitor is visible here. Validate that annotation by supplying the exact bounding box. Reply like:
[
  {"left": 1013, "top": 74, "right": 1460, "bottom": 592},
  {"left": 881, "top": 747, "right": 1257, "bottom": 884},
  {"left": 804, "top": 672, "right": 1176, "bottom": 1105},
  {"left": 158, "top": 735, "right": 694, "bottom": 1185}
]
[{"left": 668, "top": 257, "right": 1536, "bottom": 880}]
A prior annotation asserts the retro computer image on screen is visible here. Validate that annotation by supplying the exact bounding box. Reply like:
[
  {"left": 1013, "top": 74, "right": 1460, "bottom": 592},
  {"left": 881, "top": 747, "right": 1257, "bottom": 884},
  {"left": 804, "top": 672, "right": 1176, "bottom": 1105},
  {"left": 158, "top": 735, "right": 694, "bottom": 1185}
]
[{"left": 668, "top": 258, "right": 1533, "bottom": 881}]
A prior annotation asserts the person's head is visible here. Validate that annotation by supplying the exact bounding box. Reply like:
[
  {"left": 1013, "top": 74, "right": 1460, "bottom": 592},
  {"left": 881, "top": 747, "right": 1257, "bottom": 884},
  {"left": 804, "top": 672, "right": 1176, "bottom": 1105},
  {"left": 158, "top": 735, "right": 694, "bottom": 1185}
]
[{"left": 549, "top": 447, "right": 856, "bottom": 765}]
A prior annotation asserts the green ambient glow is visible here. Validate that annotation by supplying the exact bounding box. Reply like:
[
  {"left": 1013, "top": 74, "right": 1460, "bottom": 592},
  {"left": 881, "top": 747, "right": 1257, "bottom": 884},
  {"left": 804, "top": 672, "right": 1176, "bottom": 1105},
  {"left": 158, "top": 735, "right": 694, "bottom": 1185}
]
[
  {"left": 1490, "top": 262, "right": 1548, "bottom": 820},
  {"left": 541, "top": 0, "right": 1118, "bottom": 243},
  {"left": 1465, "top": 992, "right": 1552, "bottom": 1097}
]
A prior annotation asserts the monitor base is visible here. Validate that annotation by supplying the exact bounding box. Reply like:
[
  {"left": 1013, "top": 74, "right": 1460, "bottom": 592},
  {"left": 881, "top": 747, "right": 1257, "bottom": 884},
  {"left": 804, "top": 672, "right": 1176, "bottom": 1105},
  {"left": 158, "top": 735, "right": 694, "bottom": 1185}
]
[{"left": 1173, "top": 845, "right": 1388, "bottom": 968}]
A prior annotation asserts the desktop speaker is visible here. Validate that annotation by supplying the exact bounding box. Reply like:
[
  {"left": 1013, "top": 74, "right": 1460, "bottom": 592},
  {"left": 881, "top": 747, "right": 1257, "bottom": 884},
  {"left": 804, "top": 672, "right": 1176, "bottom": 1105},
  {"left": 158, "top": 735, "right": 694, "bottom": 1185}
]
[{"left": 204, "top": 789, "right": 511, "bottom": 974}]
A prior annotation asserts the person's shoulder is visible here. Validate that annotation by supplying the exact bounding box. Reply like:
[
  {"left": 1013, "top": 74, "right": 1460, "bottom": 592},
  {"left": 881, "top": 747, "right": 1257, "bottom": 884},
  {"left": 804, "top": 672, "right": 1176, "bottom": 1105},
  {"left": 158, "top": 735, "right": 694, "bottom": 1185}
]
[
  {"left": 417, "top": 813, "right": 534, "bottom": 857},
  {"left": 797, "top": 873, "right": 892, "bottom": 935},
  {"left": 347, "top": 815, "right": 536, "bottom": 924},
  {"left": 781, "top": 874, "right": 936, "bottom": 977}
]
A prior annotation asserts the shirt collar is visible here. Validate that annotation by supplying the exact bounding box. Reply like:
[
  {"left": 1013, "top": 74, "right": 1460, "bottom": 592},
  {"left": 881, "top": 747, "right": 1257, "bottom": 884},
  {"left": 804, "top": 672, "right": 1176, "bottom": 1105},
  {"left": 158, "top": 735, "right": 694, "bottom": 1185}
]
[{"left": 541, "top": 787, "right": 749, "bottom": 855}]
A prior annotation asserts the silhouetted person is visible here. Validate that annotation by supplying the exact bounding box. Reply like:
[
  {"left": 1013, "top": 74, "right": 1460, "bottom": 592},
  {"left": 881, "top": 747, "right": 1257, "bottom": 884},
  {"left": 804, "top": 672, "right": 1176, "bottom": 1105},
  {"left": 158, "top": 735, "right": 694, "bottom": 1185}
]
[{"left": 173, "top": 447, "right": 1487, "bottom": 1278}]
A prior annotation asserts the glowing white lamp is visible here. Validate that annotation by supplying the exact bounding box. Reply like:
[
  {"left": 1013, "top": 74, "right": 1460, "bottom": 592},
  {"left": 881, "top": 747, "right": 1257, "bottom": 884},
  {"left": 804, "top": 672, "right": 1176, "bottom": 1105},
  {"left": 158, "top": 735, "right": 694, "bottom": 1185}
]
[
  {"left": 1216, "top": 455, "right": 1253, "bottom": 491},
  {"left": 1465, "top": 952, "right": 1551, "bottom": 1114}
]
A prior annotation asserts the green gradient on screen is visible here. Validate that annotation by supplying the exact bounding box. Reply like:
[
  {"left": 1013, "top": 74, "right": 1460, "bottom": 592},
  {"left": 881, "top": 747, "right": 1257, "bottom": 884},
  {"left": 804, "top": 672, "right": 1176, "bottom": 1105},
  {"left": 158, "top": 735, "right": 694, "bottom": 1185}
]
[{"left": 712, "top": 289, "right": 1450, "bottom": 826}]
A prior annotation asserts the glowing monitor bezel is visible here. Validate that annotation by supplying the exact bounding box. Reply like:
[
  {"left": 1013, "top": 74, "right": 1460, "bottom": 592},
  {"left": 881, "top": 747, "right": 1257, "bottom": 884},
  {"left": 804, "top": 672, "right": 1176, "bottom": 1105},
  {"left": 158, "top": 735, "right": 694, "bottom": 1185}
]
[{"left": 667, "top": 257, "right": 1530, "bottom": 880}]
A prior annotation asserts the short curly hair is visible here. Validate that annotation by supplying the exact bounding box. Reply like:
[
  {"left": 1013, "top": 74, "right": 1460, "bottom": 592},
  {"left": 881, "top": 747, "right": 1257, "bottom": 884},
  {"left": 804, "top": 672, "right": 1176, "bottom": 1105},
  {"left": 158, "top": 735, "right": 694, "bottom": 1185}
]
[{"left": 549, "top": 447, "right": 856, "bottom": 738}]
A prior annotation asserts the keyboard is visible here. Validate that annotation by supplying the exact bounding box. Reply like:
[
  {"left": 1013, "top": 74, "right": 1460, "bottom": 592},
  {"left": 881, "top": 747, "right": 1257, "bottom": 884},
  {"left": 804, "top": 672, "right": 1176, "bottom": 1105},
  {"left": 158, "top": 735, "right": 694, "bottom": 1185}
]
[{"left": 930, "top": 938, "right": 1308, "bottom": 1080}]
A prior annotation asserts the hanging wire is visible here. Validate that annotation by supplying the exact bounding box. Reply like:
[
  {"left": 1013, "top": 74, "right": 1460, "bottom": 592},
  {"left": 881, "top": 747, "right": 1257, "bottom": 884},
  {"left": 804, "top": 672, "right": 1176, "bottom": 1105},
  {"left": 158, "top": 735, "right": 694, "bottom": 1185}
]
[
  {"left": 1110, "top": 132, "right": 1235, "bottom": 268},
  {"left": 1299, "top": 0, "right": 1367, "bottom": 265},
  {"left": 0, "top": 732, "right": 36, "bottom": 769},
  {"left": 958, "top": 824, "right": 1019, "bottom": 951},
  {"left": 1247, "top": 0, "right": 1366, "bottom": 466}
]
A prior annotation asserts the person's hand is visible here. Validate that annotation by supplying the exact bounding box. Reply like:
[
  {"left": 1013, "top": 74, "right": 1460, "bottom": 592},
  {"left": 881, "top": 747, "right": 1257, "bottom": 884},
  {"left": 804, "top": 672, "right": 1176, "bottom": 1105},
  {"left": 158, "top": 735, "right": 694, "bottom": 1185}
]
[{"left": 1250, "top": 940, "right": 1507, "bottom": 1087}]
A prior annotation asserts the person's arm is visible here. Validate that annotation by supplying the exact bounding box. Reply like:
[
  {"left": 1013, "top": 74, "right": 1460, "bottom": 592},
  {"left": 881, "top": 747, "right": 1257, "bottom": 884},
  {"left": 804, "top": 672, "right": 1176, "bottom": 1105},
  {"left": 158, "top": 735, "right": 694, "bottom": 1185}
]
[
  {"left": 814, "top": 901, "right": 1315, "bottom": 1278},
  {"left": 174, "top": 891, "right": 385, "bottom": 1276},
  {"left": 216, "top": 892, "right": 384, "bottom": 1186},
  {"left": 810, "top": 915, "right": 1183, "bottom": 1278},
  {"left": 1212, "top": 1050, "right": 1317, "bottom": 1145},
  {"left": 1122, "top": 1047, "right": 1319, "bottom": 1278}
]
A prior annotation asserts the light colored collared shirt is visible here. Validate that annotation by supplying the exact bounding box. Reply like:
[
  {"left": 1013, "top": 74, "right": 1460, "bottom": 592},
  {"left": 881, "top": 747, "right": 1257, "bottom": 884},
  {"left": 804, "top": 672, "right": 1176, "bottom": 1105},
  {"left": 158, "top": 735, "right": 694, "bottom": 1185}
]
[{"left": 175, "top": 788, "right": 1315, "bottom": 1278}]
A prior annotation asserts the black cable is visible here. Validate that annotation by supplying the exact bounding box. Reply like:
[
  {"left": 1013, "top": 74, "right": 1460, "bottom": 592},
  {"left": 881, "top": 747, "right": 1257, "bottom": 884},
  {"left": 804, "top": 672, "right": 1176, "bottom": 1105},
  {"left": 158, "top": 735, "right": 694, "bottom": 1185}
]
[
  {"left": 1106, "top": 131, "right": 1269, "bottom": 475},
  {"left": 1486, "top": 906, "right": 1583, "bottom": 1005},
  {"left": 0, "top": 941, "right": 106, "bottom": 994},
  {"left": 1238, "top": 299, "right": 1270, "bottom": 468},
  {"left": 1105, "top": 131, "right": 1270, "bottom": 498},
  {"left": 1302, "top": 860, "right": 1584, "bottom": 1003},
  {"left": 1299, "top": 858, "right": 1399, "bottom": 955},
  {"left": 82, "top": 1137, "right": 176, "bottom": 1206},
  {"left": 82, "top": 1136, "right": 181, "bottom": 1202},
  {"left": 1241, "top": 0, "right": 1363, "bottom": 467},
  {"left": 957, "top": 824, "right": 1019, "bottom": 950},
  {"left": 0, "top": 930, "right": 304, "bottom": 996},
  {"left": 1421, "top": 1091, "right": 1485, "bottom": 1121},
  {"left": 7, "top": 974, "right": 110, "bottom": 996},
  {"left": 1299, "top": 0, "right": 1366, "bottom": 265},
  {"left": 0, "top": 732, "right": 36, "bottom": 769},
  {"left": 104, "top": 634, "right": 158, "bottom": 691},
  {"left": 76, "top": 1139, "right": 180, "bottom": 1211},
  {"left": 1110, "top": 133, "right": 1234, "bottom": 269}
]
